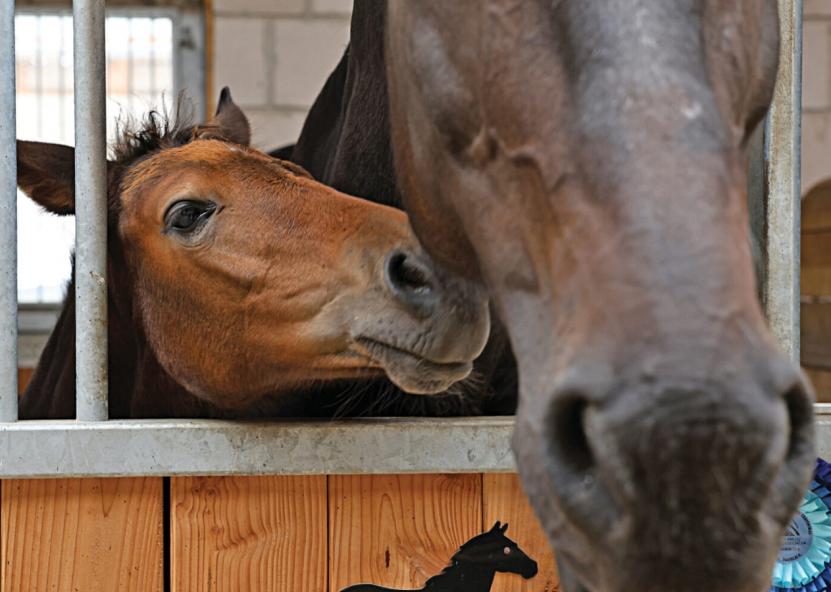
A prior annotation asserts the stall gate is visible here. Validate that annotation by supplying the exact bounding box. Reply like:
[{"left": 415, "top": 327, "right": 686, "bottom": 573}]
[{"left": 0, "top": 0, "right": 823, "bottom": 591}]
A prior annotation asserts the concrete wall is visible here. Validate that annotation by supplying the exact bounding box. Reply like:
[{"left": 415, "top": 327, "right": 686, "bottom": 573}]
[
  {"left": 211, "top": 0, "right": 352, "bottom": 151},
  {"left": 804, "top": 1, "right": 831, "bottom": 194}
]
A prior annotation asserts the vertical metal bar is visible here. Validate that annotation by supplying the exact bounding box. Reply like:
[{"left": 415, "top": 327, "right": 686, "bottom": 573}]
[
  {"left": 59, "top": 16, "right": 67, "bottom": 141},
  {"left": 150, "top": 18, "right": 157, "bottom": 96},
  {"left": 763, "top": 0, "right": 803, "bottom": 360},
  {"left": 74, "top": 0, "right": 108, "bottom": 421},
  {"left": 0, "top": 0, "right": 19, "bottom": 421},
  {"left": 127, "top": 17, "right": 134, "bottom": 113},
  {"left": 35, "top": 16, "right": 43, "bottom": 139}
]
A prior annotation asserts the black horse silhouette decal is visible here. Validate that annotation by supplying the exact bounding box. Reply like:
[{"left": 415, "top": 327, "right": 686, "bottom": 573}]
[{"left": 341, "top": 521, "right": 538, "bottom": 592}]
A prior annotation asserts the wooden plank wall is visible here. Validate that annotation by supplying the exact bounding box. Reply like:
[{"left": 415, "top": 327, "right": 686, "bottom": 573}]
[
  {"left": 171, "top": 476, "right": 327, "bottom": 592},
  {"left": 802, "top": 180, "right": 831, "bottom": 402},
  {"left": 1, "top": 478, "right": 164, "bottom": 591},
  {"left": 1, "top": 475, "right": 558, "bottom": 592}
]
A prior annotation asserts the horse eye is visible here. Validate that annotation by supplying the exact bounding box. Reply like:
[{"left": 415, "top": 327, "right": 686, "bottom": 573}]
[
  {"left": 503, "top": 546, "right": 511, "bottom": 555},
  {"left": 165, "top": 200, "right": 216, "bottom": 233}
]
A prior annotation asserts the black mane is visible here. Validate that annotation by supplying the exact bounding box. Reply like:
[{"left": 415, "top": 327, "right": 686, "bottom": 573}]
[{"left": 110, "top": 99, "right": 196, "bottom": 167}]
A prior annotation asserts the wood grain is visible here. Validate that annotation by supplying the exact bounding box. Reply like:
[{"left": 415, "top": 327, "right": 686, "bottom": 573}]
[
  {"left": 801, "top": 226, "right": 831, "bottom": 295},
  {"left": 802, "top": 181, "right": 831, "bottom": 297},
  {"left": 483, "top": 474, "right": 559, "bottom": 592},
  {"left": 801, "top": 301, "right": 831, "bottom": 368},
  {"left": 170, "top": 475, "right": 327, "bottom": 592},
  {"left": 805, "top": 366, "right": 831, "bottom": 402},
  {"left": 328, "top": 474, "right": 482, "bottom": 592},
  {"left": 1, "top": 478, "right": 163, "bottom": 592},
  {"left": 803, "top": 179, "right": 831, "bottom": 232}
]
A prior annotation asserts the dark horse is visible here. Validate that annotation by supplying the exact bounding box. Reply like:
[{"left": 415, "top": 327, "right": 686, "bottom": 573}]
[
  {"left": 281, "top": 2, "right": 815, "bottom": 591},
  {"left": 16, "top": 89, "right": 495, "bottom": 419},
  {"left": 340, "top": 522, "right": 537, "bottom": 592}
]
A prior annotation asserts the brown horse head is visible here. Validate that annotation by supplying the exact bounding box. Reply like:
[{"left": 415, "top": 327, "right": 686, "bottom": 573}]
[
  {"left": 386, "top": 2, "right": 813, "bottom": 591},
  {"left": 16, "top": 89, "right": 490, "bottom": 412}
]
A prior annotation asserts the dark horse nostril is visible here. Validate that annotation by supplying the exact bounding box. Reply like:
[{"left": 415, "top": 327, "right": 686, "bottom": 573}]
[
  {"left": 783, "top": 380, "right": 815, "bottom": 463},
  {"left": 548, "top": 395, "right": 595, "bottom": 474},
  {"left": 384, "top": 250, "right": 438, "bottom": 316}
]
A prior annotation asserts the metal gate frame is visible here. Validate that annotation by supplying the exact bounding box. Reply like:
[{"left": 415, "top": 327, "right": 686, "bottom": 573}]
[{"left": 1, "top": 0, "right": 829, "bottom": 479}]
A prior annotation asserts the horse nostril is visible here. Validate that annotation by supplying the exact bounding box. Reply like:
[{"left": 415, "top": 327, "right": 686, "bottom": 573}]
[
  {"left": 387, "top": 251, "right": 433, "bottom": 293},
  {"left": 782, "top": 380, "right": 815, "bottom": 464},
  {"left": 549, "top": 395, "right": 595, "bottom": 474},
  {"left": 384, "top": 250, "right": 438, "bottom": 316}
]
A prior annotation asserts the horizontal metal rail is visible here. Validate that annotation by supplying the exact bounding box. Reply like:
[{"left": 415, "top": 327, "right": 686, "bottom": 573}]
[
  {"left": 0, "top": 408, "right": 828, "bottom": 478},
  {"left": 0, "top": 417, "right": 517, "bottom": 478}
]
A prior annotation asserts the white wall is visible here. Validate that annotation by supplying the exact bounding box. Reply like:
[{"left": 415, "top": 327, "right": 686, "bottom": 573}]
[{"left": 211, "top": 0, "right": 352, "bottom": 151}]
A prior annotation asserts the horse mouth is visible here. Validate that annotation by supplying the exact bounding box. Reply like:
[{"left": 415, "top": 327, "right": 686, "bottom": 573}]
[{"left": 353, "top": 337, "right": 473, "bottom": 395}]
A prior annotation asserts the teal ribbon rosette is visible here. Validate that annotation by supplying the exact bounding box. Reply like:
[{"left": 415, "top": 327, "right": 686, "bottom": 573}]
[{"left": 771, "top": 458, "right": 831, "bottom": 592}]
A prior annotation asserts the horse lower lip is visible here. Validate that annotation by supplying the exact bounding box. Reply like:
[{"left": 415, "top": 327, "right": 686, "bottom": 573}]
[{"left": 354, "top": 337, "right": 469, "bottom": 374}]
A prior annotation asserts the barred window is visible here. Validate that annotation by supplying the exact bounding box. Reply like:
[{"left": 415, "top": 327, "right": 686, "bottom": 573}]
[{"left": 15, "top": 9, "right": 199, "bottom": 303}]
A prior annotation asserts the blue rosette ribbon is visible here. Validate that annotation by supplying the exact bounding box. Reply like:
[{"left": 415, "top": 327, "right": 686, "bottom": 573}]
[{"left": 771, "top": 458, "right": 831, "bottom": 592}]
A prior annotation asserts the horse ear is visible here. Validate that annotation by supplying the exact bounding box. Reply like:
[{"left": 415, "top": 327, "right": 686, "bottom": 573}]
[
  {"left": 501, "top": 523, "right": 509, "bottom": 533},
  {"left": 491, "top": 521, "right": 502, "bottom": 532},
  {"left": 212, "top": 86, "right": 251, "bottom": 146},
  {"left": 16, "top": 140, "right": 76, "bottom": 215}
]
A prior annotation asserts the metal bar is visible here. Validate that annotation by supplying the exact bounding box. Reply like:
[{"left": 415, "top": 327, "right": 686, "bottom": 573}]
[
  {"left": 59, "top": 15, "right": 67, "bottom": 140},
  {"left": 74, "top": 0, "right": 108, "bottom": 421},
  {"left": 0, "top": 411, "right": 830, "bottom": 477},
  {"left": 763, "top": 0, "right": 803, "bottom": 359},
  {"left": 174, "top": 9, "right": 207, "bottom": 120},
  {"left": 150, "top": 18, "right": 157, "bottom": 95},
  {"left": 35, "top": 16, "right": 43, "bottom": 138},
  {"left": 0, "top": 0, "right": 18, "bottom": 422},
  {"left": 0, "top": 417, "right": 517, "bottom": 478},
  {"left": 127, "top": 16, "right": 134, "bottom": 113}
]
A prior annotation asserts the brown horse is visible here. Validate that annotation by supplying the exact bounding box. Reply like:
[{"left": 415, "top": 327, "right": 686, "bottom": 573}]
[
  {"left": 385, "top": 2, "right": 815, "bottom": 591},
  {"left": 17, "top": 89, "right": 491, "bottom": 419},
  {"left": 281, "top": 2, "right": 816, "bottom": 591}
]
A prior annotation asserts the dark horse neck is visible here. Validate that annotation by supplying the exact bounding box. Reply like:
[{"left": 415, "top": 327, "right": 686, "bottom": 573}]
[{"left": 291, "top": 0, "right": 399, "bottom": 207}]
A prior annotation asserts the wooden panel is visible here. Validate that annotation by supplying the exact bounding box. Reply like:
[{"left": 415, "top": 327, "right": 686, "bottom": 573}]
[
  {"left": 801, "top": 180, "right": 831, "bottom": 297},
  {"left": 171, "top": 476, "right": 327, "bottom": 592},
  {"left": 803, "top": 179, "right": 831, "bottom": 232},
  {"left": 801, "top": 301, "right": 831, "bottom": 368},
  {"left": 802, "top": 266, "right": 831, "bottom": 297},
  {"left": 483, "top": 474, "right": 560, "bottom": 592},
  {"left": 802, "top": 184, "right": 831, "bottom": 296},
  {"left": 806, "top": 367, "right": 831, "bottom": 403},
  {"left": 329, "top": 474, "right": 481, "bottom": 591},
  {"left": 802, "top": 232, "right": 831, "bottom": 270},
  {"left": 1, "top": 478, "right": 163, "bottom": 592}
]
